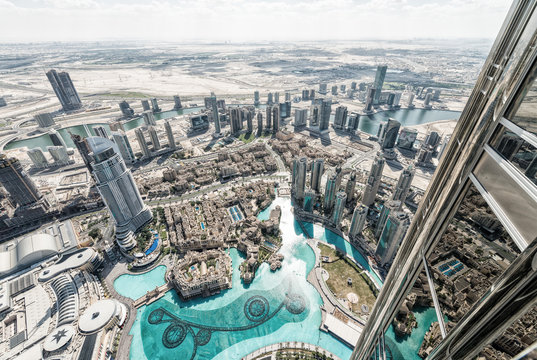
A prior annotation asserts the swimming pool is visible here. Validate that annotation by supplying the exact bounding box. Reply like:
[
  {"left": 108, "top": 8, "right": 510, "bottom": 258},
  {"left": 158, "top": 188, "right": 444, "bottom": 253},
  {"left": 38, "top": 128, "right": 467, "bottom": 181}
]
[{"left": 114, "top": 265, "right": 167, "bottom": 300}]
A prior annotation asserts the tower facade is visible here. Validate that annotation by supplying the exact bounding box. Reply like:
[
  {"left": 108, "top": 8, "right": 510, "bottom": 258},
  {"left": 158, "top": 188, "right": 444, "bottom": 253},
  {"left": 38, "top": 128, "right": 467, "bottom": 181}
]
[
  {"left": 293, "top": 157, "right": 308, "bottom": 201},
  {"left": 349, "top": 204, "right": 368, "bottom": 237},
  {"left": 319, "top": 99, "right": 332, "bottom": 131},
  {"left": 345, "top": 171, "right": 357, "bottom": 203},
  {"left": 332, "top": 191, "right": 347, "bottom": 227},
  {"left": 135, "top": 128, "right": 151, "bottom": 158},
  {"left": 46, "top": 69, "right": 82, "bottom": 111},
  {"left": 111, "top": 131, "right": 136, "bottom": 164},
  {"left": 148, "top": 126, "right": 161, "bottom": 151},
  {"left": 34, "top": 113, "right": 55, "bottom": 128},
  {"left": 164, "top": 121, "right": 176, "bottom": 149},
  {"left": 362, "top": 154, "right": 385, "bottom": 206},
  {"left": 334, "top": 105, "right": 348, "bottom": 129},
  {"left": 173, "top": 95, "right": 182, "bottom": 110},
  {"left": 0, "top": 154, "right": 43, "bottom": 206},
  {"left": 375, "top": 212, "right": 409, "bottom": 267},
  {"left": 310, "top": 158, "right": 324, "bottom": 193},
  {"left": 323, "top": 173, "right": 338, "bottom": 212},
  {"left": 392, "top": 166, "right": 415, "bottom": 204},
  {"left": 69, "top": 132, "right": 93, "bottom": 170},
  {"left": 373, "top": 65, "right": 387, "bottom": 105},
  {"left": 272, "top": 106, "right": 280, "bottom": 133},
  {"left": 374, "top": 200, "right": 401, "bottom": 238},
  {"left": 87, "top": 137, "right": 152, "bottom": 250}
]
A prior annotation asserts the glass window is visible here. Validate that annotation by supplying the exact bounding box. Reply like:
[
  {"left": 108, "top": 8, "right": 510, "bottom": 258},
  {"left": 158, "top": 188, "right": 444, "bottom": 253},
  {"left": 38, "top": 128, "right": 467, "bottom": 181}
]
[
  {"left": 490, "top": 125, "right": 537, "bottom": 185},
  {"left": 506, "top": 63, "right": 537, "bottom": 136}
]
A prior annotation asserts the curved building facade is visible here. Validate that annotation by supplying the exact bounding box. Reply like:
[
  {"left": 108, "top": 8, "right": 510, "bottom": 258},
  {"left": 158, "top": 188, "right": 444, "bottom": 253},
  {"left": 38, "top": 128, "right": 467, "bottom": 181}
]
[{"left": 87, "top": 137, "right": 152, "bottom": 249}]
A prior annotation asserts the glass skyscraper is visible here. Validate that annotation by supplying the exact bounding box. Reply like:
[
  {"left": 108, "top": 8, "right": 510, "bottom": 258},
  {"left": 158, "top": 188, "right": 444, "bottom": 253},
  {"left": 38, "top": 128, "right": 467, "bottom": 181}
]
[{"left": 351, "top": 2, "right": 537, "bottom": 358}]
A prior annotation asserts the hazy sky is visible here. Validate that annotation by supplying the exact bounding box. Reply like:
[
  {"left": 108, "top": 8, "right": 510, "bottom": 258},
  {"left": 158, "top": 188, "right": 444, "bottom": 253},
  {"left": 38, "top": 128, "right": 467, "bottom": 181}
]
[{"left": 0, "top": 0, "right": 512, "bottom": 42}]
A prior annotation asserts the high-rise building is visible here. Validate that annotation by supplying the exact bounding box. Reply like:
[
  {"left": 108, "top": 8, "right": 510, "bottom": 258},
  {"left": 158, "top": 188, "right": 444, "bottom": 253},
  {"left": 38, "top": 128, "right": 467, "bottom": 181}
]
[
  {"left": 265, "top": 106, "right": 272, "bottom": 130},
  {"left": 352, "top": 7, "right": 537, "bottom": 358},
  {"left": 230, "top": 107, "right": 241, "bottom": 135},
  {"left": 319, "top": 99, "right": 332, "bottom": 132},
  {"left": 257, "top": 112, "right": 263, "bottom": 136},
  {"left": 141, "top": 99, "right": 151, "bottom": 111},
  {"left": 0, "top": 154, "right": 43, "bottom": 206},
  {"left": 437, "top": 135, "right": 451, "bottom": 160},
  {"left": 373, "top": 65, "right": 387, "bottom": 105},
  {"left": 309, "top": 105, "right": 320, "bottom": 127},
  {"left": 323, "top": 173, "right": 338, "bottom": 212},
  {"left": 119, "top": 101, "right": 134, "bottom": 118},
  {"left": 108, "top": 120, "right": 124, "bottom": 132},
  {"left": 349, "top": 204, "right": 368, "bottom": 238},
  {"left": 148, "top": 126, "right": 161, "bottom": 151},
  {"left": 392, "top": 166, "right": 415, "bottom": 204},
  {"left": 46, "top": 69, "right": 82, "bottom": 111},
  {"left": 303, "top": 188, "right": 316, "bottom": 213},
  {"left": 351, "top": 82, "right": 357, "bottom": 90},
  {"left": 279, "top": 101, "right": 291, "bottom": 119},
  {"left": 164, "top": 121, "right": 176, "bottom": 150},
  {"left": 433, "top": 89, "right": 441, "bottom": 101},
  {"left": 69, "top": 132, "right": 93, "bottom": 170},
  {"left": 334, "top": 105, "right": 348, "bottom": 129},
  {"left": 407, "top": 92, "right": 415, "bottom": 108},
  {"left": 302, "top": 90, "right": 309, "bottom": 101},
  {"left": 294, "top": 109, "right": 308, "bottom": 128},
  {"left": 87, "top": 137, "right": 152, "bottom": 249},
  {"left": 364, "top": 88, "right": 376, "bottom": 112},
  {"left": 267, "top": 92, "right": 273, "bottom": 105},
  {"left": 319, "top": 83, "right": 328, "bottom": 94},
  {"left": 47, "top": 145, "right": 69, "bottom": 165},
  {"left": 173, "top": 95, "right": 182, "bottom": 110},
  {"left": 272, "top": 106, "right": 280, "bottom": 134},
  {"left": 362, "top": 153, "right": 385, "bottom": 206},
  {"left": 425, "top": 131, "right": 441, "bottom": 148},
  {"left": 285, "top": 92, "right": 291, "bottom": 102},
  {"left": 292, "top": 157, "right": 308, "bottom": 201},
  {"left": 397, "top": 128, "right": 418, "bottom": 150},
  {"left": 246, "top": 111, "right": 253, "bottom": 133},
  {"left": 310, "top": 158, "right": 324, "bottom": 193},
  {"left": 345, "top": 171, "right": 357, "bottom": 203},
  {"left": 93, "top": 125, "right": 109, "bottom": 139},
  {"left": 274, "top": 92, "right": 280, "bottom": 104},
  {"left": 332, "top": 191, "right": 347, "bottom": 227},
  {"left": 254, "top": 91, "right": 260, "bottom": 106},
  {"left": 340, "top": 84, "right": 346, "bottom": 93},
  {"left": 27, "top": 148, "right": 49, "bottom": 168},
  {"left": 210, "top": 97, "right": 221, "bottom": 134},
  {"left": 310, "top": 89, "right": 315, "bottom": 99},
  {"left": 347, "top": 113, "right": 360, "bottom": 133},
  {"left": 331, "top": 85, "right": 338, "bottom": 95},
  {"left": 424, "top": 92, "right": 433, "bottom": 109},
  {"left": 142, "top": 110, "right": 157, "bottom": 126},
  {"left": 151, "top": 98, "right": 161, "bottom": 113},
  {"left": 111, "top": 130, "right": 136, "bottom": 164},
  {"left": 379, "top": 118, "right": 401, "bottom": 149},
  {"left": 374, "top": 200, "right": 401, "bottom": 238},
  {"left": 375, "top": 212, "right": 409, "bottom": 267},
  {"left": 135, "top": 128, "right": 151, "bottom": 158},
  {"left": 34, "top": 113, "right": 55, "bottom": 128},
  {"left": 48, "top": 129, "right": 67, "bottom": 148}
]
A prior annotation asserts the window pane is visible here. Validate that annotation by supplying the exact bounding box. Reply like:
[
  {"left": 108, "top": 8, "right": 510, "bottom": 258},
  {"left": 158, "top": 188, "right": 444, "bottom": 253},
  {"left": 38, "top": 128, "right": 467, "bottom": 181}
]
[
  {"left": 507, "top": 67, "right": 537, "bottom": 135},
  {"left": 419, "top": 183, "right": 521, "bottom": 355},
  {"left": 490, "top": 125, "right": 537, "bottom": 185}
]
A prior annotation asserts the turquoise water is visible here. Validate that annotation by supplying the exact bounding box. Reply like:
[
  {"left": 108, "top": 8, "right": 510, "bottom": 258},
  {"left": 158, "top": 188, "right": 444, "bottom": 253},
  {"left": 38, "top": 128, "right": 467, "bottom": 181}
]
[
  {"left": 385, "top": 306, "right": 447, "bottom": 360},
  {"left": 4, "top": 107, "right": 203, "bottom": 151},
  {"left": 114, "top": 265, "right": 167, "bottom": 300},
  {"left": 257, "top": 206, "right": 272, "bottom": 221},
  {"left": 122, "top": 198, "right": 354, "bottom": 360}
]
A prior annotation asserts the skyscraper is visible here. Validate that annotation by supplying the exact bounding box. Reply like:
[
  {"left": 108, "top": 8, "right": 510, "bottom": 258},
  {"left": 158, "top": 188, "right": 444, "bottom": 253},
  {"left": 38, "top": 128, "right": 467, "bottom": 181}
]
[
  {"left": 46, "top": 69, "right": 82, "bottom": 111},
  {"left": 274, "top": 92, "right": 280, "bottom": 104},
  {"left": 374, "top": 200, "right": 401, "bottom": 238},
  {"left": 319, "top": 99, "right": 332, "bottom": 132},
  {"left": 392, "top": 166, "right": 415, "bottom": 204},
  {"left": 151, "top": 98, "right": 161, "bottom": 113},
  {"left": 407, "top": 92, "right": 415, "bottom": 108},
  {"left": 164, "top": 121, "right": 176, "bottom": 150},
  {"left": 424, "top": 92, "right": 433, "bottom": 109},
  {"left": 310, "top": 158, "right": 324, "bottom": 193},
  {"left": 69, "top": 132, "right": 93, "bottom": 170},
  {"left": 373, "top": 65, "right": 387, "bottom": 105},
  {"left": 48, "top": 129, "right": 66, "bottom": 148},
  {"left": 111, "top": 130, "right": 136, "bottom": 164},
  {"left": 375, "top": 212, "right": 409, "bottom": 267},
  {"left": 396, "top": 128, "right": 418, "bottom": 150},
  {"left": 254, "top": 91, "right": 260, "bottom": 106},
  {"left": 265, "top": 106, "right": 272, "bottom": 130},
  {"left": 347, "top": 113, "right": 360, "bottom": 133},
  {"left": 257, "top": 112, "right": 263, "bottom": 136},
  {"left": 267, "top": 92, "right": 273, "bottom": 105},
  {"left": 292, "top": 157, "right": 308, "bottom": 201},
  {"left": 334, "top": 105, "right": 348, "bottom": 130},
  {"left": 272, "top": 106, "right": 280, "bottom": 134},
  {"left": 303, "top": 188, "right": 316, "bottom": 213},
  {"left": 141, "top": 99, "right": 151, "bottom": 111},
  {"left": 173, "top": 95, "right": 182, "bottom": 110},
  {"left": 230, "top": 107, "right": 241, "bottom": 135},
  {"left": 148, "top": 126, "right": 161, "bottom": 151},
  {"left": 309, "top": 105, "right": 320, "bottom": 127},
  {"left": 332, "top": 191, "right": 347, "bottom": 227},
  {"left": 352, "top": 6, "right": 537, "bottom": 358},
  {"left": 331, "top": 85, "right": 338, "bottom": 95},
  {"left": 93, "top": 125, "right": 109, "bottom": 139},
  {"left": 142, "top": 110, "right": 157, "bottom": 126},
  {"left": 87, "top": 137, "right": 152, "bottom": 249},
  {"left": 34, "top": 113, "right": 55, "bottom": 128},
  {"left": 349, "top": 204, "right": 368, "bottom": 238},
  {"left": 211, "top": 96, "right": 221, "bottom": 134},
  {"left": 364, "top": 88, "right": 376, "bottom": 112},
  {"left": 362, "top": 153, "right": 385, "bottom": 206},
  {"left": 135, "top": 128, "right": 151, "bottom": 158},
  {"left": 345, "top": 171, "right": 357, "bottom": 203},
  {"left": 0, "top": 154, "right": 43, "bottom": 206},
  {"left": 294, "top": 109, "right": 308, "bottom": 128},
  {"left": 27, "top": 148, "right": 49, "bottom": 168},
  {"left": 319, "top": 83, "right": 328, "bottom": 94},
  {"left": 323, "top": 173, "right": 338, "bottom": 212},
  {"left": 285, "top": 92, "right": 291, "bottom": 102},
  {"left": 119, "top": 101, "right": 134, "bottom": 118},
  {"left": 379, "top": 118, "right": 401, "bottom": 149},
  {"left": 47, "top": 145, "right": 70, "bottom": 165}
]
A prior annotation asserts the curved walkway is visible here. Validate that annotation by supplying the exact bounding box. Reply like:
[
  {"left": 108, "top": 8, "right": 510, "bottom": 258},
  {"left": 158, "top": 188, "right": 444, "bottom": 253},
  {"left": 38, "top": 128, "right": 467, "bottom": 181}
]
[{"left": 241, "top": 341, "right": 342, "bottom": 360}]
